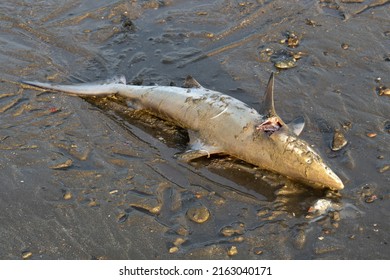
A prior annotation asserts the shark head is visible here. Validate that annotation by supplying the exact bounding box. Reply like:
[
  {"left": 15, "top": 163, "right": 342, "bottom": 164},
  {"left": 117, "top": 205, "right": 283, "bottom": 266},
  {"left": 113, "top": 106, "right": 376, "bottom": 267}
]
[
  {"left": 255, "top": 73, "right": 344, "bottom": 191},
  {"left": 266, "top": 127, "right": 344, "bottom": 190}
]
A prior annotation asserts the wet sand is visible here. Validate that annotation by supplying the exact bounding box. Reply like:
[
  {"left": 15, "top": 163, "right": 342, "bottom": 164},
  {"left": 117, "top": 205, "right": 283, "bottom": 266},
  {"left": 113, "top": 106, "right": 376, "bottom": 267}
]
[{"left": 0, "top": 0, "right": 389, "bottom": 259}]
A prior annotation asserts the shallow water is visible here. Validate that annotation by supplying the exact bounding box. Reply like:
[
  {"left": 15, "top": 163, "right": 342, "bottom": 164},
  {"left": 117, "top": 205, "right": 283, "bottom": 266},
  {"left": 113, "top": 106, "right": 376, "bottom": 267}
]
[{"left": 0, "top": 0, "right": 389, "bottom": 259}]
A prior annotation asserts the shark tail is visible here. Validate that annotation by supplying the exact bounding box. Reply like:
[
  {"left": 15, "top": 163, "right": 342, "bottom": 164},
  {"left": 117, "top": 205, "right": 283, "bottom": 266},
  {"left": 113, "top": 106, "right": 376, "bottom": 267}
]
[{"left": 21, "top": 75, "right": 127, "bottom": 96}]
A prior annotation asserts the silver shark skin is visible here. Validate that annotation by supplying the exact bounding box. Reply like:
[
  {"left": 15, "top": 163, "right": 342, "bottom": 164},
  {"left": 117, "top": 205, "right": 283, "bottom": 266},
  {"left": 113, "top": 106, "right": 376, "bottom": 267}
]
[{"left": 21, "top": 74, "right": 344, "bottom": 191}]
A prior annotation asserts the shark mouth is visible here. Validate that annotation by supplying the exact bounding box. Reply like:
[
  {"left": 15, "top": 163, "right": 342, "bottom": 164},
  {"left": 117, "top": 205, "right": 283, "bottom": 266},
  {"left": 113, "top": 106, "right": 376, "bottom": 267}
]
[{"left": 256, "top": 117, "right": 283, "bottom": 136}]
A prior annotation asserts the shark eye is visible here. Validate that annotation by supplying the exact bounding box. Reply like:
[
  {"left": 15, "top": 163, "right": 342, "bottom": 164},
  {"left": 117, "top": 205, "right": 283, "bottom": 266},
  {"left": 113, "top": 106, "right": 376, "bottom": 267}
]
[
  {"left": 256, "top": 117, "right": 282, "bottom": 136},
  {"left": 305, "top": 157, "right": 312, "bottom": 164}
]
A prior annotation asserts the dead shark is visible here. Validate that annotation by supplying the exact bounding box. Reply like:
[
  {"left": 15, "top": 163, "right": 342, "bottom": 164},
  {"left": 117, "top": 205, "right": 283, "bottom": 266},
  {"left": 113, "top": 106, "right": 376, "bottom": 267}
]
[{"left": 21, "top": 73, "right": 344, "bottom": 191}]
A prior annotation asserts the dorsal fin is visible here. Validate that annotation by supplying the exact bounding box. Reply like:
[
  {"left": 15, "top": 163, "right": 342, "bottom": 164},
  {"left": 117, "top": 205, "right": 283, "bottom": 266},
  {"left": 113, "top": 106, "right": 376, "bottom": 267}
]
[
  {"left": 183, "top": 75, "right": 202, "bottom": 88},
  {"left": 262, "top": 72, "right": 276, "bottom": 117},
  {"left": 258, "top": 73, "right": 290, "bottom": 131}
]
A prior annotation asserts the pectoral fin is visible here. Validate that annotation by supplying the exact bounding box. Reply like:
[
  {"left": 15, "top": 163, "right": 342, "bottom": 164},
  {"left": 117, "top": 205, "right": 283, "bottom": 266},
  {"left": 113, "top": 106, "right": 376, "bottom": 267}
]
[
  {"left": 287, "top": 116, "right": 305, "bottom": 136},
  {"left": 177, "top": 148, "right": 216, "bottom": 162},
  {"left": 176, "top": 131, "right": 222, "bottom": 161}
]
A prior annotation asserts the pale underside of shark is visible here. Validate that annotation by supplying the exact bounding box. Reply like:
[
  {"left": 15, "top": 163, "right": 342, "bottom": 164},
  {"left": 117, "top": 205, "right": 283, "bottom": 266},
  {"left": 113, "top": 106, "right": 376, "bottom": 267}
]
[{"left": 21, "top": 73, "right": 344, "bottom": 191}]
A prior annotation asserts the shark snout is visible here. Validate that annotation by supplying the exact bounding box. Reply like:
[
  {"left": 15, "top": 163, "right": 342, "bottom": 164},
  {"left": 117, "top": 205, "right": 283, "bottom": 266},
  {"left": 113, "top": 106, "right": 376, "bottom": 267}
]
[
  {"left": 305, "top": 160, "right": 344, "bottom": 190},
  {"left": 270, "top": 132, "right": 344, "bottom": 190}
]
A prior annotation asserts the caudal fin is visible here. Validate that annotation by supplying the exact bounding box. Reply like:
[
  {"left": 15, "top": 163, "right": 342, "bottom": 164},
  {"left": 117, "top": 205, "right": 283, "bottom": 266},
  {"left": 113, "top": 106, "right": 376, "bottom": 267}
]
[{"left": 21, "top": 75, "right": 127, "bottom": 96}]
